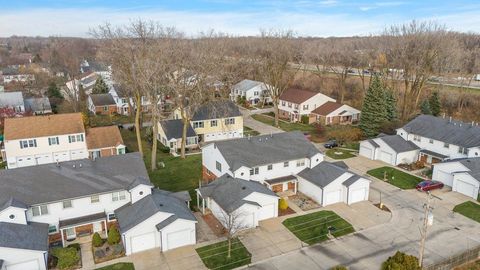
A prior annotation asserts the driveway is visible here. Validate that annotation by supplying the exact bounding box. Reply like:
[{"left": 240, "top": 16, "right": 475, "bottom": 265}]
[{"left": 240, "top": 107, "right": 283, "bottom": 135}]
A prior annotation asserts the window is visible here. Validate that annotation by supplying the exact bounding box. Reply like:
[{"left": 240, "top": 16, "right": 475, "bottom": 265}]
[
  {"left": 282, "top": 101, "right": 286, "bottom": 106},
  {"left": 429, "top": 139, "right": 434, "bottom": 144},
  {"left": 288, "top": 102, "right": 292, "bottom": 108},
  {"left": 48, "top": 137, "right": 59, "bottom": 145},
  {"left": 19, "top": 139, "right": 37, "bottom": 149},
  {"left": 458, "top": 147, "right": 469, "bottom": 155},
  {"left": 444, "top": 143, "right": 450, "bottom": 148},
  {"left": 117, "top": 148, "right": 126, "bottom": 155},
  {"left": 107, "top": 213, "right": 116, "bottom": 221},
  {"left": 413, "top": 135, "right": 421, "bottom": 142},
  {"left": 186, "top": 137, "right": 197, "bottom": 146},
  {"left": 121, "top": 98, "right": 127, "bottom": 103},
  {"left": 303, "top": 104, "right": 309, "bottom": 110},
  {"left": 77, "top": 134, "right": 84, "bottom": 142},
  {"left": 254, "top": 91, "right": 259, "bottom": 96},
  {"left": 267, "top": 164, "right": 273, "bottom": 170},
  {"left": 296, "top": 159, "right": 305, "bottom": 167},
  {"left": 69, "top": 134, "right": 84, "bottom": 143},
  {"left": 210, "top": 120, "right": 218, "bottom": 127},
  {"left": 103, "top": 106, "right": 108, "bottom": 111},
  {"left": 216, "top": 161, "right": 222, "bottom": 172},
  {"left": 91, "top": 195, "right": 100, "bottom": 203},
  {"left": 249, "top": 167, "right": 259, "bottom": 175},
  {"left": 32, "top": 205, "right": 48, "bottom": 216},
  {"left": 62, "top": 200, "right": 72, "bottom": 209},
  {"left": 294, "top": 104, "right": 299, "bottom": 109},
  {"left": 48, "top": 225, "right": 58, "bottom": 234},
  {"left": 112, "top": 191, "right": 126, "bottom": 202},
  {"left": 193, "top": 121, "right": 204, "bottom": 129},
  {"left": 225, "top": 118, "right": 235, "bottom": 125},
  {"left": 283, "top": 161, "right": 289, "bottom": 167}
]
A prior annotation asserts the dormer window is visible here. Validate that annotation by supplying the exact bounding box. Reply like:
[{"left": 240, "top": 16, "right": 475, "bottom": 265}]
[{"left": 296, "top": 159, "right": 305, "bottom": 167}]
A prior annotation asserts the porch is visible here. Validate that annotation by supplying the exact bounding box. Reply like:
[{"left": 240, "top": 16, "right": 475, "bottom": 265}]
[
  {"left": 58, "top": 212, "right": 109, "bottom": 247},
  {"left": 418, "top": 149, "right": 448, "bottom": 165},
  {"left": 264, "top": 175, "right": 298, "bottom": 194}
]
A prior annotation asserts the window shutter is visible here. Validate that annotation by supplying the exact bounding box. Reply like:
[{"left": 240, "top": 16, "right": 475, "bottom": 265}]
[
  {"left": 48, "top": 138, "right": 52, "bottom": 146},
  {"left": 33, "top": 140, "right": 37, "bottom": 147},
  {"left": 68, "top": 136, "right": 71, "bottom": 143},
  {"left": 20, "top": 141, "right": 23, "bottom": 149},
  {"left": 56, "top": 137, "right": 59, "bottom": 144}
]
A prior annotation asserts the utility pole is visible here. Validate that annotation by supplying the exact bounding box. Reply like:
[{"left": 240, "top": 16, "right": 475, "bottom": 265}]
[{"left": 419, "top": 191, "right": 434, "bottom": 267}]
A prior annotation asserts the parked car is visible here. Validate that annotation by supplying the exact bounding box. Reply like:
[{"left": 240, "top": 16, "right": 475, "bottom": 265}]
[
  {"left": 416, "top": 180, "right": 444, "bottom": 192},
  {"left": 324, "top": 140, "right": 338, "bottom": 149}
]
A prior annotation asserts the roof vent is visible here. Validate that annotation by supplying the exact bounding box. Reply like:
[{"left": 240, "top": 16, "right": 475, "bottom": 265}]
[
  {"left": 79, "top": 163, "right": 82, "bottom": 168},
  {"left": 72, "top": 164, "right": 76, "bottom": 168},
  {"left": 159, "top": 203, "right": 164, "bottom": 207},
  {"left": 242, "top": 187, "right": 246, "bottom": 190}
]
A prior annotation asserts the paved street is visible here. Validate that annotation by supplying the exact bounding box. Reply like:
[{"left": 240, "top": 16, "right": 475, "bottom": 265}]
[{"left": 240, "top": 107, "right": 283, "bottom": 135}]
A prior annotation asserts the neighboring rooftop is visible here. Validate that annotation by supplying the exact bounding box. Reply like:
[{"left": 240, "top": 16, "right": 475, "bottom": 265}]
[
  {"left": 86, "top": 126, "right": 124, "bottom": 150},
  {"left": 24, "top": 97, "right": 52, "bottom": 113},
  {"left": 4, "top": 113, "right": 85, "bottom": 140},
  {"left": 115, "top": 189, "right": 195, "bottom": 233},
  {"left": 0, "top": 91, "right": 24, "bottom": 108},
  {"left": 90, "top": 93, "right": 116, "bottom": 106},
  {"left": 233, "top": 79, "right": 264, "bottom": 92},
  {"left": 213, "top": 131, "right": 320, "bottom": 171},
  {"left": 160, "top": 119, "right": 197, "bottom": 140},
  {"left": 401, "top": 114, "right": 480, "bottom": 148},
  {"left": 0, "top": 222, "right": 48, "bottom": 251},
  {"left": 379, "top": 134, "right": 420, "bottom": 153},
  {"left": 298, "top": 161, "right": 359, "bottom": 188},
  {"left": 311, "top": 101, "right": 343, "bottom": 116},
  {"left": 192, "top": 100, "right": 241, "bottom": 121},
  {"left": 280, "top": 88, "right": 324, "bottom": 104},
  {"left": 0, "top": 153, "right": 151, "bottom": 207},
  {"left": 198, "top": 175, "right": 277, "bottom": 213}
]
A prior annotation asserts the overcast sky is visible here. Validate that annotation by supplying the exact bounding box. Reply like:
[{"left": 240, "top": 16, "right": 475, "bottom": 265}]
[{"left": 1, "top": 0, "right": 480, "bottom": 37}]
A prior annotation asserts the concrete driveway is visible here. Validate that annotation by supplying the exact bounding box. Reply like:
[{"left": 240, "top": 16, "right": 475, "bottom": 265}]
[
  {"left": 127, "top": 246, "right": 206, "bottom": 270},
  {"left": 240, "top": 107, "right": 283, "bottom": 135}
]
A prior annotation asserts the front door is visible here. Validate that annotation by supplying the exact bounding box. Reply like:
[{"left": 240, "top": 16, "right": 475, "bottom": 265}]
[{"left": 288, "top": 182, "right": 296, "bottom": 191}]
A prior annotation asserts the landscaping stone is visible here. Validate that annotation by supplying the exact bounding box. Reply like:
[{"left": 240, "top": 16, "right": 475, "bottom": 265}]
[{"left": 95, "top": 249, "right": 106, "bottom": 258}]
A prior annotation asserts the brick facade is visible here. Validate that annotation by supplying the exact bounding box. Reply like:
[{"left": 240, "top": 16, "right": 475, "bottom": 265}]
[
  {"left": 95, "top": 105, "right": 117, "bottom": 115},
  {"left": 202, "top": 166, "right": 218, "bottom": 182}
]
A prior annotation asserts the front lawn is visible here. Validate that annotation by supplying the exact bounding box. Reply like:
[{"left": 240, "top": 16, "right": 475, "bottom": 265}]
[
  {"left": 367, "top": 167, "right": 423, "bottom": 189},
  {"left": 282, "top": 210, "right": 355, "bottom": 245},
  {"left": 453, "top": 201, "right": 480, "bottom": 223},
  {"left": 251, "top": 114, "right": 315, "bottom": 133},
  {"left": 243, "top": 126, "right": 260, "bottom": 136},
  {"left": 343, "top": 142, "right": 360, "bottom": 151},
  {"left": 96, "top": 263, "right": 135, "bottom": 270},
  {"left": 326, "top": 149, "right": 356, "bottom": 160},
  {"left": 196, "top": 239, "right": 251, "bottom": 270}
]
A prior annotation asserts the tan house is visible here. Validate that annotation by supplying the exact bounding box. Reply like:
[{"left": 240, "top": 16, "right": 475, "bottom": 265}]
[
  {"left": 86, "top": 126, "right": 126, "bottom": 159},
  {"left": 278, "top": 88, "right": 336, "bottom": 123},
  {"left": 87, "top": 94, "right": 117, "bottom": 115},
  {"left": 310, "top": 101, "right": 361, "bottom": 125}
]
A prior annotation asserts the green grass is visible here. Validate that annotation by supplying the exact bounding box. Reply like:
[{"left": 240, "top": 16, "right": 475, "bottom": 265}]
[
  {"left": 367, "top": 166, "right": 423, "bottom": 189},
  {"left": 342, "top": 142, "right": 360, "bottom": 151},
  {"left": 0, "top": 162, "right": 6, "bottom": 170},
  {"left": 453, "top": 201, "right": 480, "bottom": 223},
  {"left": 243, "top": 126, "right": 260, "bottom": 136},
  {"left": 326, "top": 149, "right": 356, "bottom": 160},
  {"left": 251, "top": 114, "right": 315, "bottom": 133},
  {"left": 96, "top": 263, "right": 135, "bottom": 270},
  {"left": 282, "top": 210, "right": 355, "bottom": 245},
  {"left": 196, "top": 239, "right": 251, "bottom": 270}
]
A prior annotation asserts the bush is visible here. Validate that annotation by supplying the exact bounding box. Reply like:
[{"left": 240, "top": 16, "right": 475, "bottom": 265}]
[
  {"left": 159, "top": 145, "right": 170, "bottom": 153},
  {"left": 279, "top": 198, "right": 289, "bottom": 210},
  {"left": 326, "top": 126, "right": 363, "bottom": 145},
  {"left": 51, "top": 247, "right": 80, "bottom": 270},
  {"left": 381, "top": 251, "right": 421, "bottom": 270},
  {"left": 108, "top": 225, "right": 121, "bottom": 245},
  {"left": 331, "top": 266, "right": 348, "bottom": 270},
  {"left": 67, "top": 243, "right": 81, "bottom": 251},
  {"left": 301, "top": 115, "right": 310, "bottom": 124},
  {"left": 92, "top": 232, "right": 103, "bottom": 247}
]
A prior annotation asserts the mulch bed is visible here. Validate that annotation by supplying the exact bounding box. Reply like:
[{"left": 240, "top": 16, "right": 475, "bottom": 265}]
[
  {"left": 279, "top": 206, "right": 296, "bottom": 216},
  {"left": 374, "top": 203, "right": 391, "bottom": 213},
  {"left": 202, "top": 213, "right": 226, "bottom": 237}
]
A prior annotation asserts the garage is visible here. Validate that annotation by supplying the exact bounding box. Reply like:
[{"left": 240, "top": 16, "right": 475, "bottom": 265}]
[
  {"left": 455, "top": 180, "right": 478, "bottom": 198},
  {"left": 16, "top": 156, "right": 36, "bottom": 167},
  {"left": 70, "top": 149, "right": 86, "bottom": 160},
  {"left": 435, "top": 170, "right": 454, "bottom": 186},
  {"left": 379, "top": 151, "right": 393, "bottom": 164},
  {"left": 5, "top": 259, "right": 40, "bottom": 270},
  {"left": 257, "top": 203, "right": 275, "bottom": 221},
  {"left": 53, "top": 151, "right": 69, "bottom": 162},
  {"left": 349, "top": 188, "right": 367, "bottom": 204},
  {"left": 35, "top": 154, "right": 53, "bottom": 165},
  {"left": 130, "top": 232, "right": 157, "bottom": 254},
  {"left": 359, "top": 146, "right": 373, "bottom": 159},
  {"left": 324, "top": 190, "right": 341, "bottom": 206},
  {"left": 166, "top": 229, "right": 192, "bottom": 250}
]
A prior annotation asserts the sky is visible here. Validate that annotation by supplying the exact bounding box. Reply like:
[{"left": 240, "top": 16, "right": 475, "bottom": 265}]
[{"left": 1, "top": 0, "right": 480, "bottom": 37}]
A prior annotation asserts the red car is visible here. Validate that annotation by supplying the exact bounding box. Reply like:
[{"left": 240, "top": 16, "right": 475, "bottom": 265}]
[{"left": 416, "top": 180, "right": 444, "bottom": 192}]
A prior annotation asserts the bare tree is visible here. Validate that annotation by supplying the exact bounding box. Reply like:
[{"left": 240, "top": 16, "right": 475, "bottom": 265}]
[{"left": 217, "top": 209, "right": 248, "bottom": 259}]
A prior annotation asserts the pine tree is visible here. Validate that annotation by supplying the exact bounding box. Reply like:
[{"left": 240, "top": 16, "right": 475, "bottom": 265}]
[
  {"left": 47, "top": 81, "right": 63, "bottom": 99},
  {"left": 420, "top": 99, "right": 431, "bottom": 115},
  {"left": 429, "top": 92, "right": 441, "bottom": 116},
  {"left": 384, "top": 89, "right": 397, "bottom": 121},
  {"left": 359, "top": 76, "right": 388, "bottom": 138},
  {"left": 92, "top": 77, "right": 109, "bottom": 94}
]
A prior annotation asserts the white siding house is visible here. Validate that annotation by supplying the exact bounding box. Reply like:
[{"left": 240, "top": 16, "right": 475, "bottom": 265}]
[
  {"left": 231, "top": 79, "right": 272, "bottom": 105},
  {"left": 278, "top": 88, "right": 335, "bottom": 122},
  {"left": 432, "top": 159, "right": 480, "bottom": 199}
]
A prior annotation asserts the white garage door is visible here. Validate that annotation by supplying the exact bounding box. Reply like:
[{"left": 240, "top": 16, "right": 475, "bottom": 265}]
[
  {"left": 130, "top": 232, "right": 156, "bottom": 254},
  {"left": 359, "top": 146, "right": 373, "bottom": 159},
  {"left": 70, "top": 149, "right": 86, "bottom": 160},
  {"left": 436, "top": 170, "right": 454, "bottom": 186},
  {"left": 53, "top": 151, "right": 70, "bottom": 162},
  {"left": 455, "top": 180, "right": 477, "bottom": 199},
  {"left": 166, "top": 229, "right": 192, "bottom": 250},
  {"left": 16, "top": 156, "right": 36, "bottom": 167},
  {"left": 5, "top": 260, "right": 40, "bottom": 270},
  {"left": 324, "top": 190, "right": 341, "bottom": 206},
  {"left": 35, "top": 154, "right": 53, "bottom": 165},
  {"left": 257, "top": 203, "right": 275, "bottom": 221},
  {"left": 379, "top": 151, "right": 393, "bottom": 164},
  {"left": 349, "top": 188, "right": 367, "bottom": 204}
]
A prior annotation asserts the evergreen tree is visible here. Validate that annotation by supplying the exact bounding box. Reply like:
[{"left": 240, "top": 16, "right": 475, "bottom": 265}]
[
  {"left": 47, "top": 81, "right": 63, "bottom": 99},
  {"left": 359, "top": 76, "right": 388, "bottom": 138},
  {"left": 429, "top": 91, "right": 441, "bottom": 116},
  {"left": 92, "top": 77, "right": 109, "bottom": 94},
  {"left": 384, "top": 89, "right": 397, "bottom": 121},
  {"left": 420, "top": 99, "right": 431, "bottom": 115}
]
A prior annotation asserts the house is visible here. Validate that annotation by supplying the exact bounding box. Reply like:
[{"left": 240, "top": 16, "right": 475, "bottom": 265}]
[
  {"left": 278, "top": 88, "right": 336, "bottom": 123},
  {"left": 360, "top": 115, "right": 480, "bottom": 166},
  {"left": 230, "top": 79, "right": 271, "bottom": 105},
  {"left": 1, "top": 113, "right": 88, "bottom": 169},
  {"left": 310, "top": 101, "right": 361, "bottom": 125},
  {"left": 1, "top": 67, "right": 35, "bottom": 84},
  {"left": 0, "top": 91, "right": 25, "bottom": 113},
  {"left": 87, "top": 94, "right": 117, "bottom": 115},
  {"left": 432, "top": 158, "right": 480, "bottom": 199},
  {"left": 0, "top": 153, "right": 197, "bottom": 269},
  {"left": 86, "top": 126, "right": 126, "bottom": 159},
  {"left": 172, "top": 100, "right": 243, "bottom": 143},
  {"left": 24, "top": 97, "right": 52, "bottom": 115},
  {"left": 359, "top": 135, "right": 420, "bottom": 165},
  {"left": 201, "top": 131, "right": 370, "bottom": 207},
  {"left": 196, "top": 175, "right": 279, "bottom": 229},
  {"left": 157, "top": 119, "right": 199, "bottom": 152},
  {"left": 64, "top": 72, "right": 97, "bottom": 100}
]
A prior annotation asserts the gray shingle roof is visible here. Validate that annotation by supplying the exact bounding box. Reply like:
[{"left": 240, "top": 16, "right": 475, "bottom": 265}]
[
  {"left": 456, "top": 158, "right": 480, "bottom": 181},
  {"left": 198, "top": 175, "right": 277, "bottom": 213},
  {"left": 379, "top": 135, "right": 419, "bottom": 153},
  {"left": 0, "top": 197, "right": 28, "bottom": 212},
  {"left": 115, "top": 189, "right": 196, "bottom": 233},
  {"left": 192, "top": 100, "right": 241, "bottom": 121},
  {"left": 298, "top": 162, "right": 348, "bottom": 188},
  {"left": 402, "top": 115, "right": 480, "bottom": 148},
  {"left": 90, "top": 94, "right": 116, "bottom": 106},
  {"left": 0, "top": 153, "right": 151, "bottom": 207},
  {"left": 343, "top": 175, "right": 362, "bottom": 187},
  {"left": 233, "top": 79, "right": 264, "bottom": 92},
  {"left": 156, "top": 215, "right": 178, "bottom": 231},
  {"left": 0, "top": 91, "right": 24, "bottom": 108},
  {"left": 0, "top": 222, "right": 49, "bottom": 251},
  {"left": 214, "top": 131, "right": 321, "bottom": 171},
  {"left": 367, "top": 139, "right": 379, "bottom": 148},
  {"left": 24, "top": 97, "right": 52, "bottom": 113},
  {"left": 160, "top": 119, "right": 197, "bottom": 140}
]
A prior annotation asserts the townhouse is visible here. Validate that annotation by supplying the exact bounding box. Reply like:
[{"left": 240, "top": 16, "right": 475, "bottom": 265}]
[
  {"left": 278, "top": 88, "right": 335, "bottom": 123},
  {"left": 432, "top": 158, "right": 480, "bottom": 199},
  {"left": 0, "top": 153, "right": 197, "bottom": 269},
  {"left": 86, "top": 126, "right": 126, "bottom": 159},
  {"left": 230, "top": 79, "right": 272, "bottom": 105}
]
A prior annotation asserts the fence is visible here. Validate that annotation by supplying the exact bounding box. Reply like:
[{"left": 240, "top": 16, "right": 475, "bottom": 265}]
[{"left": 423, "top": 245, "right": 480, "bottom": 270}]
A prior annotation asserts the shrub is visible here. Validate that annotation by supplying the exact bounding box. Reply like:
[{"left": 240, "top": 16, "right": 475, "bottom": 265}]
[
  {"left": 331, "top": 265, "right": 348, "bottom": 270},
  {"left": 159, "top": 145, "right": 170, "bottom": 153},
  {"left": 279, "top": 198, "right": 289, "bottom": 210},
  {"left": 381, "top": 251, "right": 421, "bottom": 270},
  {"left": 92, "top": 232, "right": 103, "bottom": 247},
  {"left": 301, "top": 115, "right": 310, "bottom": 124},
  {"left": 326, "top": 126, "right": 363, "bottom": 145},
  {"left": 108, "top": 225, "right": 121, "bottom": 245},
  {"left": 67, "top": 243, "right": 81, "bottom": 251},
  {"left": 51, "top": 247, "right": 80, "bottom": 270}
]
